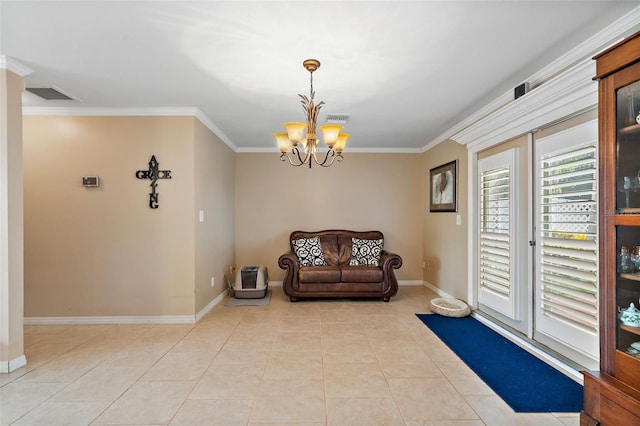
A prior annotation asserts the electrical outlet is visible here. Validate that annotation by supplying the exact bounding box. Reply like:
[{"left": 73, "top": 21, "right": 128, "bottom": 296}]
[{"left": 211, "top": 277, "right": 215, "bottom": 287}]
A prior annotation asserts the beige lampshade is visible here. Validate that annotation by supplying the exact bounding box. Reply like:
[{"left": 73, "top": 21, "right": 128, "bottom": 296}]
[
  {"left": 300, "top": 138, "right": 308, "bottom": 152},
  {"left": 334, "top": 133, "right": 349, "bottom": 152},
  {"left": 273, "top": 132, "right": 292, "bottom": 153},
  {"left": 283, "top": 122, "right": 307, "bottom": 143},
  {"left": 319, "top": 124, "right": 342, "bottom": 147}
]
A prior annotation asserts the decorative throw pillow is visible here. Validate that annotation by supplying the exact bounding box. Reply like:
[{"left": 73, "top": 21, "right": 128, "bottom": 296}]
[
  {"left": 293, "top": 237, "right": 327, "bottom": 266},
  {"left": 350, "top": 238, "right": 383, "bottom": 266}
]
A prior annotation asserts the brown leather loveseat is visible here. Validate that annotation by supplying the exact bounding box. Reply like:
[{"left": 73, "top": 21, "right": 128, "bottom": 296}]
[{"left": 278, "top": 230, "right": 402, "bottom": 302}]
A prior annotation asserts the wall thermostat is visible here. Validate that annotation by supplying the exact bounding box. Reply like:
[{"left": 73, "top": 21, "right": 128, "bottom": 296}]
[{"left": 82, "top": 176, "right": 100, "bottom": 187}]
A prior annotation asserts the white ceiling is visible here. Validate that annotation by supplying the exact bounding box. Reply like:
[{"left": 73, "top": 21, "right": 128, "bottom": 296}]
[{"left": 1, "top": 1, "right": 639, "bottom": 151}]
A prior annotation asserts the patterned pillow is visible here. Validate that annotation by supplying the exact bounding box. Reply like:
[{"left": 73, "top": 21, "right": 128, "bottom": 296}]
[
  {"left": 350, "top": 238, "right": 383, "bottom": 266},
  {"left": 292, "top": 237, "right": 327, "bottom": 266}
]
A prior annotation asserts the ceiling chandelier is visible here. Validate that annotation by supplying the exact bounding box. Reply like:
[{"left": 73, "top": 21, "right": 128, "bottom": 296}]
[{"left": 273, "top": 59, "right": 349, "bottom": 168}]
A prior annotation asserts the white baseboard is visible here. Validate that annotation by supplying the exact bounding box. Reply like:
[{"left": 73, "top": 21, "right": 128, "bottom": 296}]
[
  {"left": 0, "top": 354, "right": 26, "bottom": 373},
  {"left": 399, "top": 280, "right": 423, "bottom": 286},
  {"left": 195, "top": 291, "right": 226, "bottom": 322},
  {"left": 24, "top": 315, "right": 197, "bottom": 325},
  {"left": 22, "top": 281, "right": 426, "bottom": 326},
  {"left": 24, "top": 291, "right": 229, "bottom": 326},
  {"left": 422, "top": 280, "right": 455, "bottom": 299}
]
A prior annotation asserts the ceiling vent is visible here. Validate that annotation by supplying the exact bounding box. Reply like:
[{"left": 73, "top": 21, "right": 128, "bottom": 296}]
[
  {"left": 26, "top": 87, "right": 75, "bottom": 100},
  {"left": 325, "top": 113, "right": 350, "bottom": 125}
]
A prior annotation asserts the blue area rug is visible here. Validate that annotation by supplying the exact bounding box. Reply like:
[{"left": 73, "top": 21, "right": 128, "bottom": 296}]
[{"left": 416, "top": 313, "right": 583, "bottom": 413}]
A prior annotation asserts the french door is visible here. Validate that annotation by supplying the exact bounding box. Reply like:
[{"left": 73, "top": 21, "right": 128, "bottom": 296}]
[
  {"left": 478, "top": 146, "right": 529, "bottom": 334},
  {"left": 476, "top": 119, "right": 599, "bottom": 369},
  {"left": 533, "top": 120, "right": 599, "bottom": 369}
]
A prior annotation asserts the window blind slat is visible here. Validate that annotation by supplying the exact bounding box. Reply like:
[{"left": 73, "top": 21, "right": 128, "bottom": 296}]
[
  {"left": 541, "top": 237, "right": 598, "bottom": 250},
  {"left": 542, "top": 284, "right": 596, "bottom": 304},
  {"left": 541, "top": 246, "right": 598, "bottom": 262}
]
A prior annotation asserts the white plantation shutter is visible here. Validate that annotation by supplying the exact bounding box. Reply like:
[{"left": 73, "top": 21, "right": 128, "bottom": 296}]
[
  {"left": 534, "top": 120, "right": 599, "bottom": 367},
  {"left": 478, "top": 148, "right": 519, "bottom": 318},
  {"left": 539, "top": 142, "right": 598, "bottom": 333},
  {"left": 480, "top": 167, "right": 511, "bottom": 297}
]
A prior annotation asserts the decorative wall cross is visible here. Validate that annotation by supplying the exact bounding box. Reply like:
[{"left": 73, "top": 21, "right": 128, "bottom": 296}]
[{"left": 135, "top": 155, "right": 172, "bottom": 209}]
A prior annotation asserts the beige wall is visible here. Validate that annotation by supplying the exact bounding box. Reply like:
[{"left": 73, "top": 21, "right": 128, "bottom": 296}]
[
  {"left": 23, "top": 122, "right": 424, "bottom": 319},
  {"left": 234, "top": 153, "right": 424, "bottom": 282},
  {"left": 19, "top": 111, "right": 598, "bottom": 319},
  {"left": 23, "top": 115, "right": 234, "bottom": 318},
  {"left": 422, "top": 139, "right": 469, "bottom": 300},
  {"left": 193, "top": 119, "right": 235, "bottom": 312},
  {"left": 0, "top": 69, "right": 25, "bottom": 367}
]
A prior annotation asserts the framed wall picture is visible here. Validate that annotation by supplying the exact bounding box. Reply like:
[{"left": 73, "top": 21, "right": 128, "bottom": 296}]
[{"left": 430, "top": 160, "right": 457, "bottom": 212}]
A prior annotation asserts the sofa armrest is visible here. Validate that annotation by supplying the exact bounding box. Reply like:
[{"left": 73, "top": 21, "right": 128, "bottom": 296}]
[
  {"left": 278, "top": 251, "right": 299, "bottom": 269},
  {"left": 379, "top": 250, "right": 402, "bottom": 298},
  {"left": 379, "top": 250, "right": 402, "bottom": 271},
  {"left": 278, "top": 251, "right": 301, "bottom": 298}
]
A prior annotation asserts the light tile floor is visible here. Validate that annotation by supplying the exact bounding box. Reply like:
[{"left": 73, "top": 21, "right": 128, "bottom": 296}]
[{"left": 1, "top": 285, "right": 581, "bottom": 425}]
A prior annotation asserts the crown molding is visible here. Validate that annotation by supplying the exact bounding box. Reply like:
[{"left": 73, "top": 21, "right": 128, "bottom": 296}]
[
  {"left": 22, "top": 105, "right": 416, "bottom": 154},
  {"left": 453, "top": 58, "right": 597, "bottom": 153},
  {"left": 22, "top": 106, "right": 199, "bottom": 116},
  {"left": 193, "top": 109, "right": 237, "bottom": 152},
  {"left": 424, "top": 5, "right": 640, "bottom": 151},
  {"left": 22, "top": 106, "right": 239, "bottom": 152},
  {"left": 421, "top": 90, "right": 512, "bottom": 152},
  {"left": 236, "top": 146, "right": 423, "bottom": 154},
  {"left": 22, "top": 105, "right": 422, "bottom": 154},
  {"left": 0, "top": 55, "right": 33, "bottom": 77}
]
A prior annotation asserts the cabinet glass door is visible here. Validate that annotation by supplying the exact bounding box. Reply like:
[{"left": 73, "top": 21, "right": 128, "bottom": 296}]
[
  {"left": 616, "top": 79, "right": 640, "bottom": 355},
  {"left": 617, "top": 81, "right": 640, "bottom": 212}
]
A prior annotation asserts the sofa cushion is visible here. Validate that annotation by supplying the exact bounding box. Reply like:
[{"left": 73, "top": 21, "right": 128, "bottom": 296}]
[
  {"left": 292, "top": 237, "right": 326, "bottom": 266},
  {"left": 299, "top": 266, "right": 341, "bottom": 283},
  {"left": 341, "top": 266, "right": 384, "bottom": 283},
  {"left": 319, "top": 235, "right": 339, "bottom": 266},
  {"left": 337, "top": 235, "right": 354, "bottom": 265},
  {"left": 349, "top": 238, "right": 383, "bottom": 266}
]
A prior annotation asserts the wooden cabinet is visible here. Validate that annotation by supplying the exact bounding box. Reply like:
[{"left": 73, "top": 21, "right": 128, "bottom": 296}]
[{"left": 581, "top": 31, "right": 640, "bottom": 426}]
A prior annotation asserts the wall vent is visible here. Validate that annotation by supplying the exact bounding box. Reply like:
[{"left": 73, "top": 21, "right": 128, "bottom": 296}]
[
  {"left": 325, "top": 113, "right": 350, "bottom": 124},
  {"left": 26, "top": 87, "right": 75, "bottom": 100}
]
